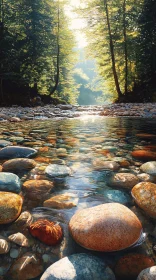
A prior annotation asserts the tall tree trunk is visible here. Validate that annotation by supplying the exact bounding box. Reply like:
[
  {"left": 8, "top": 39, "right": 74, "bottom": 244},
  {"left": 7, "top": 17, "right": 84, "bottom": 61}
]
[
  {"left": 123, "top": 0, "right": 128, "bottom": 94},
  {"left": 50, "top": 0, "right": 60, "bottom": 95},
  {"left": 104, "top": 0, "right": 122, "bottom": 99}
]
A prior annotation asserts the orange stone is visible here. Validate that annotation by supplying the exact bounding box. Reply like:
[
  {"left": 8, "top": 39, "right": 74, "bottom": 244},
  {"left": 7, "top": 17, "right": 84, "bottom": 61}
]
[
  {"left": 131, "top": 150, "right": 156, "bottom": 161},
  {"left": 131, "top": 182, "right": 156, "bottom": 218},
  {"left": 115, "top": 253, "right": 155, "bottom": 280},
  {"left": 39, "top": 147, "right": 49, "bottom": 152},
  {"left": 29, "top": 219, "right": 63, "bottom": 245},
  {"left": 22, "top": 180, "right": 54, "bottom": 200},
  {"left": 35, "top": 156, "right": 52, "bottom": 163},
  {"left": 69, "top": 203, "right": 142, "bottom": 252}
]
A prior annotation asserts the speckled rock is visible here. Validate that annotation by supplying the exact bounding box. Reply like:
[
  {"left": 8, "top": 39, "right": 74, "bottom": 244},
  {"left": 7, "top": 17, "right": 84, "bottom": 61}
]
[
  {"left": 45, "top": 164, "right": 71, "bottom": 177},
  {"left": 2, "top": 158, "right": 36, "bottom": 172},
  {"left": 0, "top": 146, "right": 37, "bottom": 159},
  {"left": 22, "top": 180, "right": 54, "bottom": 200},
  {"left": 0, "top": 235, "right": 10, "bottom": 254},
  {"left": 0, "top": 172, "right": 21, "bottom": 193},
  {"left": 115, "top": 253, "right": 155, "bottom": 280},
  {"left": 7, "top": 252, "right": 43, "bottom": 280},
  {"left": 40, "top": 253, "right": 116, "bottom": 280},
  {"left": 43, "top": 193, "right": 78, "bottom": 209},
  {"left": 8, "top": 233, "right": 30, "bottom": 247},
  {"left": 137, "top": 266, "right": 156, "bottom": 280},
  {"left": 0, "top": 192, "right": 23, "bottom": 224},
  {"left": 132, "top": 150, "right": 156, "bottom": 161},
  {"left": 92, "top": 159, "right": 120, "bottom": 171},
  {"left": 131, "top": 182, "right": 156, "bottom": 218},
  {"left": 108, "top": 173, "right": 139, "bottom": 189},
  {"left": 140, "top": 161, "right": 156, "bottom": 175},
  {"left": 69, "top": 203, "right": 142, "bottom": 252}
]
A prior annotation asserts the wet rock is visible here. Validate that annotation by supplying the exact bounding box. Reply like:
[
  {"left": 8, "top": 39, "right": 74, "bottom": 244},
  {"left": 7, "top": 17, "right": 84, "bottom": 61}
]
[
  {"left": 10, "top": 211, "right": 33, "bottom": 233},
  {"left": 115, "top": 253, "right": 155, "bottom": 280},
  {"left": 0, "top": 140, "right": 12, "bottom": 147},
  {"left": 10, "top": 117, "right": 21, "bottom": 122},
  {"left": 0, "top": 146, "right": 37, "bottom": 159},
  {"left": 40, "top": 253, "right": 116, "bottom": 280},
  {"left": 29, "top": 219, "right": 63, "bottom": 246},
  {"left": 137, "top": 266, "right": 156, "bottom": 280},
  {"left": 131, "top": 182, "right": 156, "bottom": 218},
  {"left": 23, "top": 180, "right": 54, "bottom": 201},
  {"left": 45, "top": 164, "right": 71, "bottom": 177},
  {"left": 10, "top": 248, "right": 19, "bottom": 259},
  {"left": 131, "top": 150, "right": 156, "bottom": 161},
  {"left": 7, "top": 252, "right": 43, "bottom": 280},
  {"left": 8, "top": 233, "right": 30, "bottom": 247},
  {"left": 0, "top": 172, "right": 21, "bottom": 193},
  {"left": 108, "top": 173, "right": 139, "bottom": 189},
  {"left": 140, "top": 161, "right": 156, "bottom": 175},
  {"left": 0, "top": 235, "right": 10, "bottom": 254},
  {"left": 9, "top": 136, "right": 24, "bottom": 143},
  {"left": 56, "top": 148, "right": 67, "bottom": 157},
  {"left": 2, "top": 158, "right": 36, "bottom": 173},
  {"left": 43, "top": 193, "right": 78, "bottom": 209},
  {"left": 92, "top": 159, "right": 120, "bottom": 171},
  {"left": 69, "top": 203, "right": 142, "bottom": 252},
  {"left": 0, "top": 192, "right": 23, "bottom": 224},
  {"left": 137, "top": 173, "right": 156, "bottom": 183},
  {"left": 103, "top": 189, "right": 132, "bottom": 205}
]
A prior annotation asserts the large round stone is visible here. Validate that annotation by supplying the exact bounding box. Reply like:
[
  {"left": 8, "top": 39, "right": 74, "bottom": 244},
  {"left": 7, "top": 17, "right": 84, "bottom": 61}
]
[
  {"left": 131, "top": 182, "right": 156, "bottom": 218},
  {"left": 140, "top": 161, "right": 156, "bottom": 175},
  {"left": 22, "top": 180, "right": 54, "bottom": 200},
  {"left": 69, "top": 203, "right": 142, "bottom": 252},
  {"left": 137, "top": 266, "right": 156, "bottom": 280},
  {"left": 45, "top": 164, "right": 71, "bottom": 177},
  {"left": 40, "top": 253, "right": 115, "bottom": 280},
  {"left": 0, "top": 146, "right": 37, "bottom": 159},
  {"left": 0, "top": 192, "right": 23, "bottom": 224},
  {"left": 2, "top": 158, "right": 36, "bottom": 172},
  {"left": 0, "top": 172, "right": 21, "bottom": 193},
  {"left": 131, "top": 150, "right": 156, "bottom": 161},
  {"left": 108, "top": 173, "right": 139, "bottom": 189}
]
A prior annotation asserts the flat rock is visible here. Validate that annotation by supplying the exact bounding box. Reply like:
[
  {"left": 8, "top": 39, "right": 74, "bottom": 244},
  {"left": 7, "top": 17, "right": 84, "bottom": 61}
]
[
  {"left": 69, "top": 203, "right": 142, "bottom": 252},
  {"left": 40, "top": 253, "right": 116, "bottom": 280},
  {"left": 137, "top": 266, "right": 156, "bottom": 280},
  {"left": 45, "top": 164, "right": 71, "bottom": 177},
  {"left": 22, "top": 180, "right": 54, "bottom": 200},
  {"left": 8, "top": 232, "right": 30, "bottom": 247},
  {"left": 108, "top": 173, "right": 139, "bottom": 189},
  {"left": 131, "top": 182, "right": 156, "bottom": 218},
  {"left": 0, "top": 172, "right": 21, "bottom": 193},
  {"left": 0, "top": 146, "right": 37, "bottom": 159},
  {"left": 92, "top": 159, "right": 120, "bottom": 171},
  {"left": 0, "top": 192, "right": 23, "bottom": 224},
  {"left": 2, "top": 158, "right": 36, "bottom": 172},
  {"left": 7, "top": 252, "right": 43, "bottom": 280},
  {"left": 43, "top": 193, "right": 78, "bottom": 209},
  {"left": 140, "top": 161, "right": 156, "bottom": 175},
  {"left": 0, "top": 235, "right": 10, "bottom": 254}
]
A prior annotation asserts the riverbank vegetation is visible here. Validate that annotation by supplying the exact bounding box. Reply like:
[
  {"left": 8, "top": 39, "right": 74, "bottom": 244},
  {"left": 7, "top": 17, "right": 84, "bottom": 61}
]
[{"left": 0, "top": 0, "right": 155, "bottom": 105}]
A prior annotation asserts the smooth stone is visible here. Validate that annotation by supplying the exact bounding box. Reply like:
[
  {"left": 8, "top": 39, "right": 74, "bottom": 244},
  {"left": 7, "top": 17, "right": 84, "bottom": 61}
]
[
  {"left": 23, "top": 180, "right": 54, "bottom": 200},
  {"left": 2, "top": 158, "right": 36, "bottom": 172},
  {"left": 0, "top": 172, "right": 21, "bottom": 193},
  {"left": 45, "top": 164, "right": 71, "bottom": 177},
  {"left": 103, "top": 189, "right": 132, "bottom": 205},
  {"left": 0, "top": 192, "right": 23, "bottom": 224},
  {"left": 140, "top": 161, "right": 156, "bottom": 175},
  {"left": 10, "top": 248, "right": 19, "bottom": 258},
  {"left": 8, "top": 232, "right": 30, "bottom": 247},
  {"left": 115, "top": 253, "right": 155, "bottom": 280},
  {"left": 7, "top": 252, "right": 43, "bottom": 280},
  {"left": 137, "top": 173, "right": 156, "bottom": 183},
  {"left": 0, "top": 235, "right": 10, "bottom": 254},
  {"left": 137, "top": 266, "right": 156, "bottom": 280},
  {"left": 10, "top": 211, "right": 33, "bottom": 232},
  {"left": 92, "top": 159, "right": 120, "bottom": 171},
  {"left": 43, "top": 193, "right": 78, "bottom": 209},
  {"left": 131, "top": 182, "right": 156, "bottom": 218},
  {"left": 0, "top": 140, "right": 12, "bottom": 147},
  {"left": 108, "top": 173, "right": 139, "bottom": 189},
  {"left": 9, "top": 136, "right": 24, "bottom": 143},
  {"left": 42, "top": 254, "right": 50, "bottom": 263},
  {"left": 69, "top": 203, "right": 142, "bottom": 252},
  {"left": 40, "top": 253, "right": 116, "bottom": 280},
  {"left": 131, "top": 150, "right": 156, "bottom": 161},
  {"left": 0, "top": 146, "right": 37, "bottom": 159}
]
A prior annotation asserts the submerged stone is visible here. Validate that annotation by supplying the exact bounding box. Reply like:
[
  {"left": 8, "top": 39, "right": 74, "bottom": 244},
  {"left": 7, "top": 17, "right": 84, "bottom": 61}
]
[
  {"left": 103, "top": 189, "right": 132, "bottom": 205},
  {"left": 108, "top": 173, "right": 139, "bottom": 189},
  {"left": 131, "top": 150, "right": 156, "bottom": 161},
  {"left": 92, "top": 159, "right": 120, "bottom": 171},
  {"left": 0, "top": 172, "right": 21, "bottom": 193},
  {"left": 45, "top": 164, "right": 71, "bottom": 177},
  {"left": 40, "top": 253, "right": 116, "bottom": 280},
  {"left": 140, "top": 161, "right": 156, "bottom": 175},
  {"left": 22, "top": 179, "right": 54, "bottom": 200},
  {"left": 43, "top": 193, "right": 78, "bottom": 209},
  {"left": 0, "top": 146, "right": 37, "bottom": 159},
  {"left": 2, "top": 158, "right": 36, "bottom": 172}
]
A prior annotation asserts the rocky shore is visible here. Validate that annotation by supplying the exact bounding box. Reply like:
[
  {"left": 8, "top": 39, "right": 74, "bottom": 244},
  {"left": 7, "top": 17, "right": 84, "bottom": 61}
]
[{"left": 0, "top": 103, "right": 155, "bottom": 121}]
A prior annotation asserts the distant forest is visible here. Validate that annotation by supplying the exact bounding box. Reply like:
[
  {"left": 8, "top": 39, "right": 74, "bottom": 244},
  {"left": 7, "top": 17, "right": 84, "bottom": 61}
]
[{"left": 0, "top": 0, "right": 156, "bottom": 106}]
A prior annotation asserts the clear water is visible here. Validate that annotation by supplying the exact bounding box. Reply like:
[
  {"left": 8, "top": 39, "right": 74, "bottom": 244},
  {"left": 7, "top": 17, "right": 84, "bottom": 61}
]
[{"left": 0, "top": 116, "right": 156, "bottom": 279}]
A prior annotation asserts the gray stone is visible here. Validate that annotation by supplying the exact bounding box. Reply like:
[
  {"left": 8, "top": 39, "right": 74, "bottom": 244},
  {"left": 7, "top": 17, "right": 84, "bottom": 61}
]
[
  {"left": 0, "top": 140, "right": 12, "bottom": 147},
  {"left": 137, "top": 266, "right": 156, "bottom": 280},
  {"left": 103, "top": 189, "right": 132, "bottom": 205},
  {"left": 10, "top": 248, "right": 19, "bottom": 259},
  {"left": 0, "top": 172, "right": 21, "bottom": 193},
  {"left": 45, "top": 164, "right": 71, "bottom": 177},
  {"left": 0, "top": 146, "right": 37, "bottom": 159},
  {"left": 40, "top": 253, "right": 115, "bottom": 280},
  {"left": 140, "top": 161, "right": 156, "bottom": 175}
]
